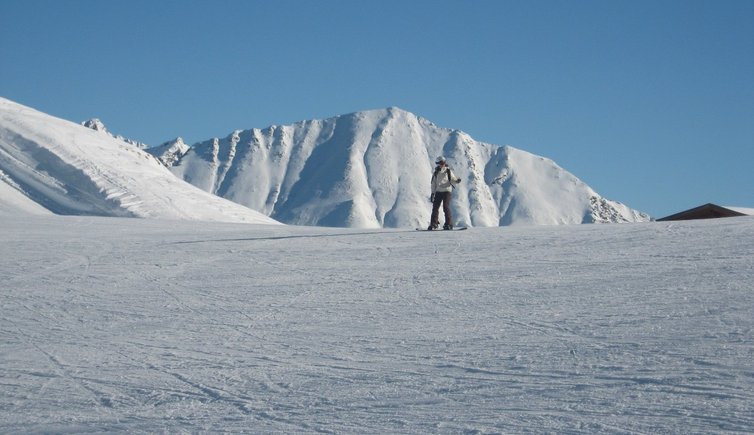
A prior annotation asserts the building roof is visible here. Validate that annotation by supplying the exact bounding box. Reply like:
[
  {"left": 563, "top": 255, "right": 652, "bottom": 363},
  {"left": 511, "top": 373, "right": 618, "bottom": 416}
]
[
  {"left": 657, "top": 203, "right": 753, "bottom": 221},
  {"left": 724, "top": 206, "right": 754, "bottom": 216}
]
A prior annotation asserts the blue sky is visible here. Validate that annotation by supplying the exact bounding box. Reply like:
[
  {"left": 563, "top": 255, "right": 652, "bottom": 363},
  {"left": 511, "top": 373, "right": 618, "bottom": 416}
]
[{"left": 2, "top": 0, "right": 752, "bottom": 218}]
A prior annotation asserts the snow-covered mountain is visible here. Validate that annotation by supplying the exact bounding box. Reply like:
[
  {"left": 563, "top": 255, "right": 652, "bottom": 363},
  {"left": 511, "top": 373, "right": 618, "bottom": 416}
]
[
  {"left": 1, "top": 98, "right": 648, "bottom": 227},
  {"left": 81, "top": 119, "right": 191, "bottom": 168},
  {"left": 149, "top": 137, "right": 190, "bottom": 167},
  {"left": 0, "top": 98, "right": 279, "bottom": 224},
  {"left": 153, "top": 107, "right": 649, "bottom": 228}
]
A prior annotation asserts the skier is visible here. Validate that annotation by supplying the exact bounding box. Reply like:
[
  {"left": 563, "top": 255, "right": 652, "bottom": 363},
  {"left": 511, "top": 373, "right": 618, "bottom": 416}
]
[{"left": 428, "top": 156, "right": 462, "bottom": 230}]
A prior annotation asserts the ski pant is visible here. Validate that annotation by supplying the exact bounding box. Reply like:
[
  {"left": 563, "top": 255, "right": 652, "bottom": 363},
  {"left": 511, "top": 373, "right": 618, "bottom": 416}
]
[{"left": 430, "top": 191, "right": 452, "bottom": 227}]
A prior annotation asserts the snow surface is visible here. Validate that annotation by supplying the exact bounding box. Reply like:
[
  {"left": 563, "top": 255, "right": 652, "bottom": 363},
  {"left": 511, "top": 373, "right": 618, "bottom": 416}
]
[
  {"left": 2, "top": 215, "right": 752, "bottom": 433},
  {"left": 0, "top": 97, "right": 279, "bottom": 225},
  {"left": 0, "top": 169, "right": 53, "bottom": 216},
  {"left": 156, "top": 108, "right": 650, "bottom": 228}
]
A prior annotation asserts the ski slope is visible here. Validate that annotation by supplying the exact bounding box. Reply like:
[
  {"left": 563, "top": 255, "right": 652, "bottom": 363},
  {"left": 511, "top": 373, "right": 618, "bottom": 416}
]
[{"left": 1, "top": 215, "right": 753, "bottom": 433}]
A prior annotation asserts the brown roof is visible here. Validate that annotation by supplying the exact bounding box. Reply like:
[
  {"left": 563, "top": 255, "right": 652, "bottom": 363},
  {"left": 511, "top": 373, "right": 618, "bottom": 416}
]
[{"left": 657, "top": 203, "right": 748, "bottom": 221}]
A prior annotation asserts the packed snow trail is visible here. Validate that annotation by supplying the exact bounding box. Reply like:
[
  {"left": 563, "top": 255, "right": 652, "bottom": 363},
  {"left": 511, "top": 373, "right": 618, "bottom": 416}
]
[{"left": 1, "top": 216, "right": 753, "bottom": 433}]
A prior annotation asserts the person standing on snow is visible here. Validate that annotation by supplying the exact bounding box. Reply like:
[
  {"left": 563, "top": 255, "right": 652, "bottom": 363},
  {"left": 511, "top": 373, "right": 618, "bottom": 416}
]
[{"left": 428, "top": 156, "right": 462, "bottom": 230}]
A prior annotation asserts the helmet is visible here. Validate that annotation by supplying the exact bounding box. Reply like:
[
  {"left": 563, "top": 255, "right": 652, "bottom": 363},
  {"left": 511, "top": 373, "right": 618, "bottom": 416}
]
[{"left": 435, "top": 156, "right": 446, "bottom": 164}]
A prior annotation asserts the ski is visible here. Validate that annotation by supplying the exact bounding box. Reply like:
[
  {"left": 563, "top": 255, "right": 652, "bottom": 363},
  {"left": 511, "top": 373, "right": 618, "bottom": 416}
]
[{"left": 416, "top": 227, "right": 467, "bottom": 231}]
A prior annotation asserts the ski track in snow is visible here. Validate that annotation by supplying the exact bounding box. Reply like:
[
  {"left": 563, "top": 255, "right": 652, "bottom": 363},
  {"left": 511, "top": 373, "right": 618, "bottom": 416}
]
[{"left": 1, "top": 216, "right": 753, "bottom": 433}]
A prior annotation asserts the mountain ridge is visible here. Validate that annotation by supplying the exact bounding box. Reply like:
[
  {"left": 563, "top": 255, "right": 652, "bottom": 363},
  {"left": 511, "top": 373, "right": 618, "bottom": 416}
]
[{"left": 81, "top": 118, "right": 151, "bottom": 149}]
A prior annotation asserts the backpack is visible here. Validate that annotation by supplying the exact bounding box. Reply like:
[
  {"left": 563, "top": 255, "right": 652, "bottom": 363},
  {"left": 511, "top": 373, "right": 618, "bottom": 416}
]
[{"left": 432, "top": 166, "right": 454, "bottom": 187}]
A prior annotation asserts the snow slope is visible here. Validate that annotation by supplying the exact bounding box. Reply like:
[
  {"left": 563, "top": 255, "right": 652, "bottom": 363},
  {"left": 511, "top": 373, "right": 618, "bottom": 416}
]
[
  {"left": 2, "top": 215, "right": 752, "bottom": 433},
  {"left": 81, "top": 118, "right": 150, "bottom": 150},
  {"left": 0, "top": 98, "right": 278, "bottom": 224},
  {"left": 156, "top": 108, "right": 650, "bottom": 228},
  {"left": 0, "top": 170, "right": 53, "bottom": 216}
]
